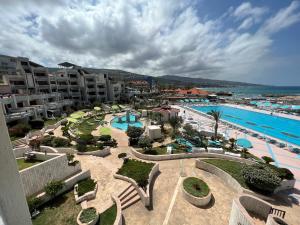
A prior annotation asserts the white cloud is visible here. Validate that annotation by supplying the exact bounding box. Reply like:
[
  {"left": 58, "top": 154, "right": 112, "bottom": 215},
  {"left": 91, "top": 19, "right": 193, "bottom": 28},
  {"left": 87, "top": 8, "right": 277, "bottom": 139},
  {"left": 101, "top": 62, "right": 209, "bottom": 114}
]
[{"left": 0, "top": 0, "right": 299, "bottom": 84}]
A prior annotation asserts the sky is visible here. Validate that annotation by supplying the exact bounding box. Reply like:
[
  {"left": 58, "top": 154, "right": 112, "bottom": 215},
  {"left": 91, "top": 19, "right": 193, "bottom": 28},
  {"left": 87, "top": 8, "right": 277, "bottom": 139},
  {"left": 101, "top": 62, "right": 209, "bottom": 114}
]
[{"left": 0, "top": 0, "right": 300, "bottom": 86}]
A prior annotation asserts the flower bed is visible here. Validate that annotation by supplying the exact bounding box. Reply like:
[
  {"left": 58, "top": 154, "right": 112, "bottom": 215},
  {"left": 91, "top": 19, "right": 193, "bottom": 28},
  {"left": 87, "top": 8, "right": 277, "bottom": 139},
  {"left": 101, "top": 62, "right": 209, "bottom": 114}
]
[
  {"left": 77, "top": 207, "right": 99, "bottom": 225},
  {"left": 182, "top": 177, "right": 211, "bottom": 207},
  {"left": 74, "top": 178, "right": 98, "bottom": 204}
]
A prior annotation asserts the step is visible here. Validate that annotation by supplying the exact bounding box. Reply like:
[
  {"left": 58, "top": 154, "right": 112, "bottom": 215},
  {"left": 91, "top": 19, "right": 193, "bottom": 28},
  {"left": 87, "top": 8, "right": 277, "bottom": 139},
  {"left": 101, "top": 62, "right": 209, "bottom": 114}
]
[
  {"left": 119, "top": 186, "right": 136, "bottom": 200},
  {"left": 120, "top": 190, "right": 139, "bottom": 205},
  {"left": 118, "top": 184, "right": 134, "bottom": 198},
  {"left": 121, "top": 195, "right": 140, "bottom": 210}
]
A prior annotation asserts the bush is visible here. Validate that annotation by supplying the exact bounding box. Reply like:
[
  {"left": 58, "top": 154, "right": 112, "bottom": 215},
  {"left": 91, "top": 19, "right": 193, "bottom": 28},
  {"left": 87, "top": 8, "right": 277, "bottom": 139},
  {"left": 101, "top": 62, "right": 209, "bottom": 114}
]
[
  {"left": 52, "top": 137, "right": 70, "bottom": 147},
  {"left": 268, "top": 166, "right": 294, "bottom": 180},
  {"left": 79, "top": 207, "right": 97, "bottom": 223},
  {"left": 76, "top": 143, "right": 87, "bottom": 152},
  {"left": 29, "top": 139, "right": 41, "bottom": 151},
  {"left": 27, "top": 197, "right": 42, "bottom": 214},
  {"left": 262, "top": 156, "right": 274, "bottom": 164},
  {"left": 242, "top": 164, "right": 281, "bottom": 194},
  {"left": 96, "top": 142, "right": 104, "bottom": 149},
  {"left": 45, "top": 180, "right": 64, "bottom": 197},
  {"left": 61, "top": 125, "right": 70, "bottom": 137},
  {"left": 77, "top": 178, "right": 96, "bottom": 196},
  {"left": 118, "top": 153, "right": 127, "bottom": 158},
  {"left": 60, "top": 120, "right": 68, "bottom": 126},
  {"left": 102, "top": 139, "right": 117, "bottom": 147},
  {"left": 138, "top": 136, "right": 152, "bottom": 150},
  {"left": 8, "top": 123, "right": 31, "bottom": 137},
  {"left": 98, "top": 135, "right": 111, "bottom": 142},
  {"left": 144, "top": 149, "right": 158, "bottom": 155},
  {"left": 48, "top": 131, "right": 54, "bottom": 135},
  {"left": 67, "top": 153, "right": 75, "bottom": 163},
  {"left": 78, "top": 134, "right": 94, "bottom": 145},
  {"left": 29, "top": 119, "right": 45, "bottom": 129},
  {"left": 126, "top": 126, "right": 144, "bottom": 139}
]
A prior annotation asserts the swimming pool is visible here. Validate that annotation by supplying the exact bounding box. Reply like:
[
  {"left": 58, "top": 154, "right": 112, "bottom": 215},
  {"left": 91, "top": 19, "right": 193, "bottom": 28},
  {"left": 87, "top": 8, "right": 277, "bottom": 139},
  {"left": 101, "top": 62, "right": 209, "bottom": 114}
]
[
  {"left": 191, "top": 105, "right": 300, "bottom": 146},
  {"left": 111, "top": 114, "right": 143, "bottom": 131}
]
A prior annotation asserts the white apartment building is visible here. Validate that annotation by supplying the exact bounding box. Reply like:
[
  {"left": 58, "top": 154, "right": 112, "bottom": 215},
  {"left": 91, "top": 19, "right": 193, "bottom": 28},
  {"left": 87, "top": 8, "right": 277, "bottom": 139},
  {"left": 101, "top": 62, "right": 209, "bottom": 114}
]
[{"left": 0, "top": 55, "right": 125, "bottom": 123}]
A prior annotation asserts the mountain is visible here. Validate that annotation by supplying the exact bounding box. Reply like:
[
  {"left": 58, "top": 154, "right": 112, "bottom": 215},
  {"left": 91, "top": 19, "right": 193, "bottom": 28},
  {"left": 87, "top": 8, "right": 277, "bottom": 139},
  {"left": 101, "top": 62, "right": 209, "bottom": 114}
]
[{"left": 48, "top": 67, "right": 259, "bottom": 88}]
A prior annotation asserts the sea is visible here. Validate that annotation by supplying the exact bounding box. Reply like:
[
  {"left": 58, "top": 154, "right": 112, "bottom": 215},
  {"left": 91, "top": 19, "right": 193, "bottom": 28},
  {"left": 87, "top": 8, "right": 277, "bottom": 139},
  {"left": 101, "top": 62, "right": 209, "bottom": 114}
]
[{"left": 203, "top": 86, "right": 300, "bottom": 98}]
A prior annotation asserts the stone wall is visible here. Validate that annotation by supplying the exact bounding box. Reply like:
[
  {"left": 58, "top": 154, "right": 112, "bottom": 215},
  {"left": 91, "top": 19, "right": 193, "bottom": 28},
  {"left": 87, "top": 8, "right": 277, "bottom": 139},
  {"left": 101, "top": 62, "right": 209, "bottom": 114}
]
[{"left": 20, "top": 154, "right": 81, "bottom": 196}]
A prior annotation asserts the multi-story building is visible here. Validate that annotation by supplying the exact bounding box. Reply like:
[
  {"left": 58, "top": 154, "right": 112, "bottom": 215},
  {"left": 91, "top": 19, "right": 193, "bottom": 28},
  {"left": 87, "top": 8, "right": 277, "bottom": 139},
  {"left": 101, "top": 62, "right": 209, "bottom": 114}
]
[{"left": 0, "top": 55, "right": 125, "bottom": 123}]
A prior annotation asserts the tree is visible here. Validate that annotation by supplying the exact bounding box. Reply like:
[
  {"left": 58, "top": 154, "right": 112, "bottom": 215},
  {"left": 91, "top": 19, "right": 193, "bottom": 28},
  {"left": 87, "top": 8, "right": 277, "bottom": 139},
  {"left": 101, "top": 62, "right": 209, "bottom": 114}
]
[
  {"left": 208, "top": 110, "right": 222, "bottom": 139},
  {"left": 126, "top": 126, "right": 144, "bottom": 139},
  {"left": 229, "top": 138, "right": 236, "bottom": 151},
  {"left": 262, "top": 156, "right": 274, "bottom": 164},
  {"left": 138, "top": 136, "right": 152, "bottom": 150},
  {"left": 169, "top": 116, "right": 182, "bottom": 132}
]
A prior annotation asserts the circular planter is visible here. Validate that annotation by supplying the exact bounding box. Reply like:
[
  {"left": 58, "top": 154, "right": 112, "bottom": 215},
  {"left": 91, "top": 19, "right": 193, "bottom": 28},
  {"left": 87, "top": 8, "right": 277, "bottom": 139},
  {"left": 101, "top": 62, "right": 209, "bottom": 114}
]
[
  {"left": 77, "top": 207, "right": 99, "bottom": 225},
  {"left": 182, "top": 177, "right": 212, "bottom": 207}
]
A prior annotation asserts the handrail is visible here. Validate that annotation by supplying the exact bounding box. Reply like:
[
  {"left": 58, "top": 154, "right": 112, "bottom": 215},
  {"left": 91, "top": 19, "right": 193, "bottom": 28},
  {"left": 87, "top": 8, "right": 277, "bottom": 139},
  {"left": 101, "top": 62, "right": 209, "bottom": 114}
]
[{"left": 269, "top": 207, "right": 286, "bottom": 219}]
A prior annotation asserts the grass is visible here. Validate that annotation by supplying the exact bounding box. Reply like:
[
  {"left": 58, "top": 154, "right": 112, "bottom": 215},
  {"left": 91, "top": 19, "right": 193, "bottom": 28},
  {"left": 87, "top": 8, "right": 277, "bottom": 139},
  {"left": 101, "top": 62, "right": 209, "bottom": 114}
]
[
  {"left": 79, "top": 208, "right": 97, "bottom": 223},
  {"left": 97, "top": 204, "right": 117, "bottom": 225},
  {"left": 117, "top": 159, "right": 154, "bottom": 187},
  {"left": 183, "top": 177, "right": 210, "bottom": 197},
  {"left": 142, "top": 142, "right": 189, "bottom": 155},
  {"left": 202, "top": 159, "right": 248, "bottom": 188},
  {"left": 17, "top": 158, "right": 43, "bottom": 171},
  {"left": 77, "top": 117, "right": 99, "bottom": 135},
  {"left": 77, "top": 178, "right": 96, "bottom": 196},
  {"left": 44, "top": 117, "right": 62, "bottom": 126},
  {"left": 99, "top": 127, "right": 111, "bottom": 135},
  {"left": 32, "top": 191, "right": 81, "bottom": 225}
]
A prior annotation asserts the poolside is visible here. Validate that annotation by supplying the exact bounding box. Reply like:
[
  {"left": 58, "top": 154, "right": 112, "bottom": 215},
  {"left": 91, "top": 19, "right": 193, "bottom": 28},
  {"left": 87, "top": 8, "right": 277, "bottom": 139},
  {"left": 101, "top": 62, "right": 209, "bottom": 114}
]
[{"left": 176, "top": 105, "right": 300, "bottom": 191}]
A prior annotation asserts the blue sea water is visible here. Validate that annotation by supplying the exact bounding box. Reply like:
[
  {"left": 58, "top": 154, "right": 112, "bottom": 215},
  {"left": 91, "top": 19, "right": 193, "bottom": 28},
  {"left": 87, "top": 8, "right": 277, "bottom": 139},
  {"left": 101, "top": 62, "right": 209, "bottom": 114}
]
[
  {"left": 192, "top": 105, "right": 300, "bottom": 146},
  {"left": 203, "top": 86, "right": 300, "bottom": 97}
]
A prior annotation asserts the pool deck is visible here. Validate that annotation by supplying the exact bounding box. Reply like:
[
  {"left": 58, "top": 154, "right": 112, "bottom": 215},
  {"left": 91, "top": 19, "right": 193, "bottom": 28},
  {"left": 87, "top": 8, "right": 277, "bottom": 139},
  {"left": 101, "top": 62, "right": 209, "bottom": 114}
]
[{"left": 176, "top": 105, "right": 300, "bottom": 193}]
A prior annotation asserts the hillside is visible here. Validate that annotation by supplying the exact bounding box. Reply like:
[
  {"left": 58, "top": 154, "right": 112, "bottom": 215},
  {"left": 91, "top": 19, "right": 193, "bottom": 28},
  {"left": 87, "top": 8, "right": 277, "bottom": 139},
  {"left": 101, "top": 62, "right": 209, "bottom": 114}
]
[{"left": 48, "top": 67, "right": 258, "bottom": 88}]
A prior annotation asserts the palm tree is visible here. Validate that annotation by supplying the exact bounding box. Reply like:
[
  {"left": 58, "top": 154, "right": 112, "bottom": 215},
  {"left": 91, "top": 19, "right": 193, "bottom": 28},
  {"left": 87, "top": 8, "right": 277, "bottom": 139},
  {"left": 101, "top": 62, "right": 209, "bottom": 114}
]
[{"left": 208, "top": 110, "right": 222, "bottom": 140}]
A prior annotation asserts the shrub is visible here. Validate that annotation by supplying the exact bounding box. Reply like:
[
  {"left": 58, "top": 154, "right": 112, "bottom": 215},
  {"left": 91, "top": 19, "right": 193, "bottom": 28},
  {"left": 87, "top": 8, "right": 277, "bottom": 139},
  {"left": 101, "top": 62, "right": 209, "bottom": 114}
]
[
  {"left": 77, "top": 178, "right": 96, "bottom": 196},
  {"left": 61, "top": 125, "right": 70, "bottom": 137},
  {"left": 48, "top": 131, "right": 54, "bottom": 135},
  {"left": 27, "top": 197, "right": 42, "bottom": 214},
  {"left": 29, "top": 119, "right": 45, "bottom": 129},
  {"left": 79, "top": 208, "right": 97, "bottom": 223},
  {"left": 52, "top": 137, "right": 70, "bottom": 147},
  {"left": 45, "top": 180, "right": 64, "bottom": 197},
  {"left": 126, "top": 126, "right": 144, "bottom": 139},
  {"left": 8, "top": 123, "right": 31, "bottom": 137},
  {"left": 269, "top": 166, "right": 294, "bottom": 180},
  {"left": 98, "top": 135, "right": 111, "bottom": 142},
  {"left": 102, "top": 139, "right": 117, "bottom": 147},
  {"left": 118, "top": 153, "right": 127, "bottom": 158},
  {"left": 76, "top": 143, "right": 87, "bottom": 152},
  {"left": 261, "top": 156, "right": 274, "bottom": 164},
  {"left": 78, "top": 134, "right": 94, "bottom": 145},
  {"left": 144, "top": 149, "right": 158, "bottom": 155},
  {"left": 242, "top": 164, "right": 281, "bottom": 194},
  {"left": 67, "top": 153, "right": 75, "bottom": 162},
  {"left": 60, "top": 120, "right": 68, "bottom": 126},
  {"left": 96, "top": 142, "right": 104, "bottom": 149},
  {"left": 138, "top": 136, "right": 152, "bottom": 150},
  {"left": 29, "top": 139, "right": 41, "bottom": 151}
]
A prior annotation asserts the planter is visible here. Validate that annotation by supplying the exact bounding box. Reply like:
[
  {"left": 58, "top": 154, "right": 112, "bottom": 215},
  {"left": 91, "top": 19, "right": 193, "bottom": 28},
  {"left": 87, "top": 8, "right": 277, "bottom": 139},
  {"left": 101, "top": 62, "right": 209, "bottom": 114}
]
[
  {"left": 182, "top": 177, "right": 211, "bottom": 207},
  {"left": 77, "top": 147, "right": 110, "bottom": 157},
  {"left": 77, "top": 208, "right": 99, "bottom": 225},
  {"left": 74, "top": 183, "right": 98, "bottom": 204}
]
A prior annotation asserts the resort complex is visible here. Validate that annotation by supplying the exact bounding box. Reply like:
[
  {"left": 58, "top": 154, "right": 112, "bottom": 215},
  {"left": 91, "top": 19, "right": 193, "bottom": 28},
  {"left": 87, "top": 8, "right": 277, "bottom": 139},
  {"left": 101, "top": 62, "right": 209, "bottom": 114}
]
[{"left": 0, "top": 61, "right": 300, "bottom": 225}]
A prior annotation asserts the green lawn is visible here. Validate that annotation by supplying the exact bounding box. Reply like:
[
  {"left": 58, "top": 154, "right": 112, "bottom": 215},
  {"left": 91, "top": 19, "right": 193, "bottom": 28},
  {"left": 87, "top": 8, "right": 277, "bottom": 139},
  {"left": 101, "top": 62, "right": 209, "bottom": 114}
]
[
  {"left": 97, "top": 204, "right": 117, "bottom": 225},
  {"left": 32, "top": 191, "right": 81, "bottom": 225},
  {"left": 183, "top": 177, "right": 210, "bottom": 197},
  {"left": 99, "top": 127, "right": 111, "bottom": 135},
  {"left": 202, "top": 159, "right": 248, "bottom": 188},
  {"left": 142, "top": 142, "right": 189, "bottom": 155},
  {"left": 77, "top": 178, "right": 96, "bottom": 196},
  {"left": 44, "top": 117, "right": 62, "bottom": 126},
  {"left": 117, "top": 159, "right": 154, "bottom": 187},
  {"left": 17, "top": 158, "right": 43, "bottom": 171},
  {"left": 77, "top": 117, "right": 99, "bottom": 135}
]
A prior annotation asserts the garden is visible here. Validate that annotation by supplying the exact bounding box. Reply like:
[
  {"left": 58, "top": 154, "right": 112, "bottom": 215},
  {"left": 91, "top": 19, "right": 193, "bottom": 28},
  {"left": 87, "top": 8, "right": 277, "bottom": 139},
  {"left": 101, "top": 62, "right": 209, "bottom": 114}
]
[
  {"left": 183, "top": 177, "right": 210, "bottom": 198},
  {"left": 76, "top": 178, "right": 97, "bottom": 197},
  {"left": 117, "top": 158, "right": 154, "bottom": 189},
  {"left": 202, "top": 158, "right": 294, "bottom": 194}
]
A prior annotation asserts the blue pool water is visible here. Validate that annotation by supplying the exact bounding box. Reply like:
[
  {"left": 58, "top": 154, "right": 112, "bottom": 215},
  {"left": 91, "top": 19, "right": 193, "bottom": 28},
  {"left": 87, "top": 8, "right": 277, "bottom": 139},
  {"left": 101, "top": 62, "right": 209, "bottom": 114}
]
[
  {"left": 191, "top": 105, "right": 300, "bottom": 146},
  {"left": 111, "top": 115, "right": 143, "bottom": 131}
]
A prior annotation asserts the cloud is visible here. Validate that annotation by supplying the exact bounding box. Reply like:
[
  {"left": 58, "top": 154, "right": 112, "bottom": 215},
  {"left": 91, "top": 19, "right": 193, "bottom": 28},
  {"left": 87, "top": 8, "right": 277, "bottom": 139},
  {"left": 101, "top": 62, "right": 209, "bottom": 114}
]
[{"left": 0, "top": 0, "right": 299, "bottom": 85}]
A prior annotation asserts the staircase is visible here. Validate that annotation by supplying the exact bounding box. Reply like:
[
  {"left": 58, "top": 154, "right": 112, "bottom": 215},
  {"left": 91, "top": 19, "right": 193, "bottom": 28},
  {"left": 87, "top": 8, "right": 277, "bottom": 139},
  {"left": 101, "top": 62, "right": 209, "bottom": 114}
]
[{"left": 118, "top": 184, "right": 140, "bottom": 210}]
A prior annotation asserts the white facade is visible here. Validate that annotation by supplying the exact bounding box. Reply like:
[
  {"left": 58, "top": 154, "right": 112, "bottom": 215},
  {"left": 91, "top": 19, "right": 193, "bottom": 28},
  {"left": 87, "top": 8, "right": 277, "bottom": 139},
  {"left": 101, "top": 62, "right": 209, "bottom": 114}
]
[{"left": 0, "top": 107, "right": 32, "bottom": 225}]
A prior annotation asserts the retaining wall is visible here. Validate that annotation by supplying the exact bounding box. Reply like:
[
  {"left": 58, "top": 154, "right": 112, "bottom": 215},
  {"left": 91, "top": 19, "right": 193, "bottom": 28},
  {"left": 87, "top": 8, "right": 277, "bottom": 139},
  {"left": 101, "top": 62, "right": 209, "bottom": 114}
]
[
  {"left": 112, "top": 195, "right": 123, "bottom": 225},
  {"left": 77, "top": 147, "right": 110, "bottom": 157},
  {"left": 20, "top": 153, "right": 82, "bottom": 196},
  {"left": 131, "top": 147, "right": 253, "bottom": 164},
  {"left": 74, "top": 183, "right": 98, "bottom": 204}
]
